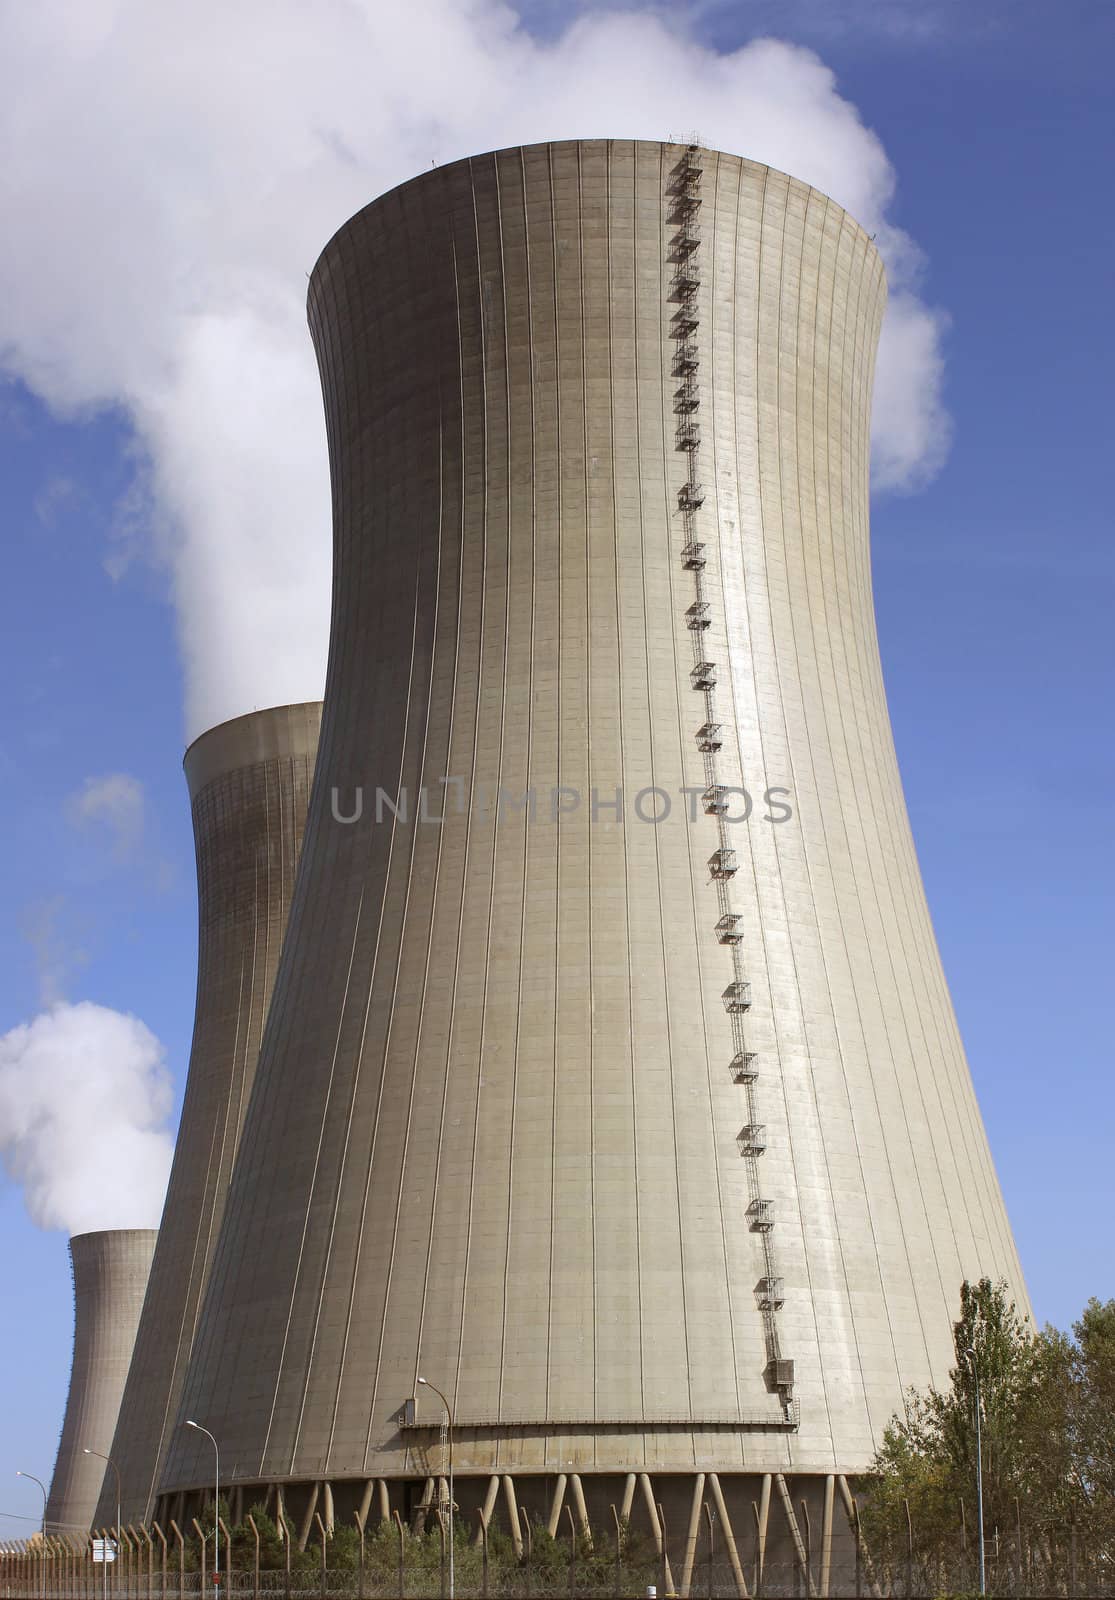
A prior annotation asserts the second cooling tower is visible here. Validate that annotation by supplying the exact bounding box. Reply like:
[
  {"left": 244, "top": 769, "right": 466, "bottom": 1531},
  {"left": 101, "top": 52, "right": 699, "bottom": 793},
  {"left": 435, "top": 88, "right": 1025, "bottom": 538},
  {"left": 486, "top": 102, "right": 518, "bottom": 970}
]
[
  {"left": 95, "top": 703, "right": 321, "bottom": 1527},
  {"left": 163, "top": 141, "right": 1025, "bottom": 1546},
  {"left": 45, "top": 1230, "right": 156, "bottom": 1537}
]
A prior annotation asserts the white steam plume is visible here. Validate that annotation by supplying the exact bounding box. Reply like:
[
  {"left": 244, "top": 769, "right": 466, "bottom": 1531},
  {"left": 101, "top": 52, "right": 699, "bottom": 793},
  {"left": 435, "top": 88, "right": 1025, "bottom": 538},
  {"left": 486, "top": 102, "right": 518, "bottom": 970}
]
[
  {"left": 0, "top": 1003, "right": 174, "bottom": 1235},
  {"left": 0, "top": 5, "right": 950, "bottom": 739}
]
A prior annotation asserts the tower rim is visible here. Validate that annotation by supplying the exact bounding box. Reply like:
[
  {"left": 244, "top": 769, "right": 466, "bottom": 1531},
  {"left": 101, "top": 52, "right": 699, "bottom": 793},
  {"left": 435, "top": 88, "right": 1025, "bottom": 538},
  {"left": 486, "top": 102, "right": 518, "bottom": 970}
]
[{"left": 306, "top": 136, "right": 886, "bottom": 307}]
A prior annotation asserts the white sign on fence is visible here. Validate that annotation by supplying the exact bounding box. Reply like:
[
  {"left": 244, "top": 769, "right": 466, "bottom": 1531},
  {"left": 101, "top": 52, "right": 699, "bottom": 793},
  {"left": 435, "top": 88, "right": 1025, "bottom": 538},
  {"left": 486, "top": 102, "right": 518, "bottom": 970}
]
[{"left": 91, "top": 1540, "right": 117, "bottom": 1564}]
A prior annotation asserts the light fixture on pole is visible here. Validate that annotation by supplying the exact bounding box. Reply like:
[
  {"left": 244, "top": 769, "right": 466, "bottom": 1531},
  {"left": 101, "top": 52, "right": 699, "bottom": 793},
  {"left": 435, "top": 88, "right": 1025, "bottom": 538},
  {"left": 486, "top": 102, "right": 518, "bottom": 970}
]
[
  {"left": 965, "top": 1346, "right": 986, "bottom": 1596},
  {"left": 417, "top": 1378, "right": 454, "bottom": 1600},
  {"left": 82, "top": 1449, "right": 120, "bottom": 1597},
  {"left": 15, "top": 1472, "right": 47, "bottom": 1536},
  {"left": 16, "top": 1471, "right": 48, "bottom": 1600},
  {"left": 185, "top": 1420, "right": 220, "bottom": 1594}
]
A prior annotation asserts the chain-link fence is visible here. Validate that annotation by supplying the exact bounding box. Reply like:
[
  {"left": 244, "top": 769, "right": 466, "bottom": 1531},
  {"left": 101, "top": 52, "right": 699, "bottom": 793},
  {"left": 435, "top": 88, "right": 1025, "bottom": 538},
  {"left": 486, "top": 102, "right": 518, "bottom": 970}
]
[{"left": 4, "top": 1516, "right": 1113, "bottom": 1598}]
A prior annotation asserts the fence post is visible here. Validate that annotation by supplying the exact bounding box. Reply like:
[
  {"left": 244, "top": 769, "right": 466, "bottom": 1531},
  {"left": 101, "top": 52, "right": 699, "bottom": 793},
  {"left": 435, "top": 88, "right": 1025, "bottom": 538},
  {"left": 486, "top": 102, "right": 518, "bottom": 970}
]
[
  {"left": 152, "top": 1524, "right": 167, "bottom": 1600},
  {"left": 853, "top": 1508, "right": 862, "bottom": 1600},
  {"left": 801, "top": 1498, "right": 812, "bottom": 1600},
  {"left": 218, "top": 1521, "right": 231, "bottom": 1598},
  {"left": 610, "top": 1504, "right": 622, "bottom": 1594},
  {"left": 1013, "top": 1497, "right": 1023, "bottom": 1596},
  {"left": 314, "top": 1512, "right": 327, "bottom": 1600},
  {"left": 119, "top": 1530, "right": 132, "bottom": 1600},
  {"left": 563, "top": 1505, "right": 575, "bottom": 1600},
  {"left": 245, "top": 1515, "right": 259, "bottom": 1600},
  {"left": 392, "top": 1511, "right": 405, "bottom": 1600},
  {"left": 705, "top": 1502, "right": 716, "bottom": 1600},
  {"left": 140, "top": 1529, "right": 153, "bottom": 1600},
  {"left": 191, "top": 1521, "right": 206, "bottom": 1600},
  {"left": 904, "top": 1498, "right": 914, "bottom": 1597},
  {"left": 168, "top": 1521, "right": 183, "bottom": 1600},
  {"left": 478, "top": 1507, "right": 491, "bottom": 1600},
  {"left": 519, "top": 1507, "right": 533, "bottom": 1598},
  {"left": 657, "top": 1503, "right": 670, "bottom": 1600},
  {"left": 353, "top": 1512, "right": 364, "bottom": 1600},
  {"left": 280, "top": 1513, "right": 293, "bottom": 1600}
]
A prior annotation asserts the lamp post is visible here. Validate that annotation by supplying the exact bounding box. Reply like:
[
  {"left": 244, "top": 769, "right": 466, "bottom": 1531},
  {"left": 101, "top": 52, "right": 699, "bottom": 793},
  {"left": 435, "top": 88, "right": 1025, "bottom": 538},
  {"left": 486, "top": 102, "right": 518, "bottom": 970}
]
[
  {"left": 417, "top": 1377, "right": 454, "bottom": 1600},
  {"left": 965, "top": 1347, "right": 986, "bottom": 1596},
  {"left": 16, "top": 1472, "right": 48, "bottom": 1600},
  {"left": 15, "top": 1472, "right": 47, "bottom": 1536},
  {"left": 82, "top": 1450, "right": 120, "bottom": 1597},
  {"left": 185, "top": 1420, "right": 220, "bottom": 1595}
]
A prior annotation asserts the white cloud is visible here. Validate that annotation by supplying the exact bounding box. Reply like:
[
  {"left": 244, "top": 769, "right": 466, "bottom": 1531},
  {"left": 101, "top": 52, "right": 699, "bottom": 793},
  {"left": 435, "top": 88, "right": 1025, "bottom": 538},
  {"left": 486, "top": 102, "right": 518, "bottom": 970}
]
[
  {"left": 67, "top": 773, "right": 146, "bottom": 862},
  {"left": 872, "top": 289, "right": 953, "bottom": 491},
  {"left": 0, "top": 2, "right": 950, "bottom": 738},
  {"left": 0, "top": 1001, "right": 174, "bottom": 1234}
]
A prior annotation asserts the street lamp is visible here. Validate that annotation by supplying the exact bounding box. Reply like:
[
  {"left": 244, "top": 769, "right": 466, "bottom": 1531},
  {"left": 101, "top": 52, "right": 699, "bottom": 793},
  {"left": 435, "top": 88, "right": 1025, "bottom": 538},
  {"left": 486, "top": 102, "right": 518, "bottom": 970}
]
[
  {"left": 965, "top": 1346, "right": 986, "bottom": 1596},
  {"left": 417, "top": 1378, "right": 454, "bottom": 1600},
  {"left": 15, "top": 1472, "right": 47, "bottom": 1536},
  {"left": 82, "top": 1450, "right": 120, "bottom": 1595},
  {"left": 16, "top": 1472, "right": 48, "bottom": 1600},
  {"left": 185, "top": 1420, "right": 220, "bottom": 1592}
]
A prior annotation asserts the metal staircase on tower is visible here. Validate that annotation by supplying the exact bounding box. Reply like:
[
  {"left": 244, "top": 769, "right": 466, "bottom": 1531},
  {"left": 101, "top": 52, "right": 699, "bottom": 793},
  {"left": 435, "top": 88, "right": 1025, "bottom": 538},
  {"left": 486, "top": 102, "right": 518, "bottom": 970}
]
[{"left": 666, "top": 144, "right": 794, "bottom": 1413}]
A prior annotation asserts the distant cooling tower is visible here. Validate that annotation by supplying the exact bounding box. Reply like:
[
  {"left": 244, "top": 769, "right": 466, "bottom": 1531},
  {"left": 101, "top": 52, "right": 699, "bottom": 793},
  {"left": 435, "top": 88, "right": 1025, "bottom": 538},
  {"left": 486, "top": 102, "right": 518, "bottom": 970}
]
[
  {"left": 46, "top": 1230, "right": 156, "bottom": 1536},
  {"left": 95, "top": 704, "right": 321, "bottom": 1528},
  {"left": 163, "top": 142, "right": 1025, "bottom": 1586}
]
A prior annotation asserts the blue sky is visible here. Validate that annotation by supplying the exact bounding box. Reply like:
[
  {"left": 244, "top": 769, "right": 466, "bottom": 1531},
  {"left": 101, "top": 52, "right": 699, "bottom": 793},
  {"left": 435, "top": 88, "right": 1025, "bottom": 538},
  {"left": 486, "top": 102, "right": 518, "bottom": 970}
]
[{"left": 1, "top": 0, "right": 1112, "bottom": 1534}]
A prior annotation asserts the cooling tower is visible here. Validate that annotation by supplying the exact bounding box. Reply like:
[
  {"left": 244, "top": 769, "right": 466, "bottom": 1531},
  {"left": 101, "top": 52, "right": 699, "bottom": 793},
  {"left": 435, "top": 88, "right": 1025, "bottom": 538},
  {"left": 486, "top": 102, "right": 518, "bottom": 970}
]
[
  {"left": 162, "top": 141, "right": 1025, "bottom": 1585},
  {"left": 95, "top": 703, "right": 321, "bottom": 1528},
  {"left": 45, "top": 1230, "right": 156, "bottom": 1536}
]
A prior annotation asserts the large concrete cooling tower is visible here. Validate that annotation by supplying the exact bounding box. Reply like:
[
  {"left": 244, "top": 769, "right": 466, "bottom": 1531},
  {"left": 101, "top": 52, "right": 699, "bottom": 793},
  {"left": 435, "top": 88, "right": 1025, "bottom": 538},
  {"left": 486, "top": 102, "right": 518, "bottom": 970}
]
[
  {"left": 163, "top": 141, "right": 1026, "bottom": 1584},
  {"left": 95, "top": 703, "right": 321, "bottom": 1528},
  {"left": 46, "top": 1230, "right": 156, "bottom": 1536}
]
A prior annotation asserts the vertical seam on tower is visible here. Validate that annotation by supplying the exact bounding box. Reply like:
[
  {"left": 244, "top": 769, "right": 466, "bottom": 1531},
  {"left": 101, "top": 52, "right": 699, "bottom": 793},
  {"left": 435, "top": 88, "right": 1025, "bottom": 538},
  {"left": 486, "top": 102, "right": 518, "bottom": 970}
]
[
  {"left": 544, "top": 139, "right": 561, "bottom": 1429},
  {"left": 628, "top": 141, "right": 648, "bottom": 1429},
  {"left": 446, "top": 156, "right": 495, "bottom": 1431},
  {"left": 578, "top": 138, "right": 599, "bottom": 1430},
  {"left": 498, "top": 144, "right": 537, "bottom": 1417},
  {"left": 606, "top": 139, "right": 643, "bottom": 1432},
  {"left": 489, "top": 146, "right": 518, "bottom": 1419},
  {"left": 464, "top": 148, "right": 513, "bottom": 1434},
  {"left": 404, "top": 390, "right": 452, "bottom": 1425}
]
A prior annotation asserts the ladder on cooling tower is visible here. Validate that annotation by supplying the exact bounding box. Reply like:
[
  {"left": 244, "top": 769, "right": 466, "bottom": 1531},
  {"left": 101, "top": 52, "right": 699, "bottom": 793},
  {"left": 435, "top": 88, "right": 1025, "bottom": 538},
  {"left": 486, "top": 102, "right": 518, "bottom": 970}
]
[{"left": 666, "top": 143, "right": 794, "bottom": 1410}]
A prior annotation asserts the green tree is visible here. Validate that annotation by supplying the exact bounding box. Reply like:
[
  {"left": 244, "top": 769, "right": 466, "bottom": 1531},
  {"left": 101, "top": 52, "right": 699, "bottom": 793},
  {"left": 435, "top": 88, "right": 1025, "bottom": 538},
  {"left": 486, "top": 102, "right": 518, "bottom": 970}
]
[{"left": 862, "top": 1282, "right": 1115, "bottom": 1595}]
